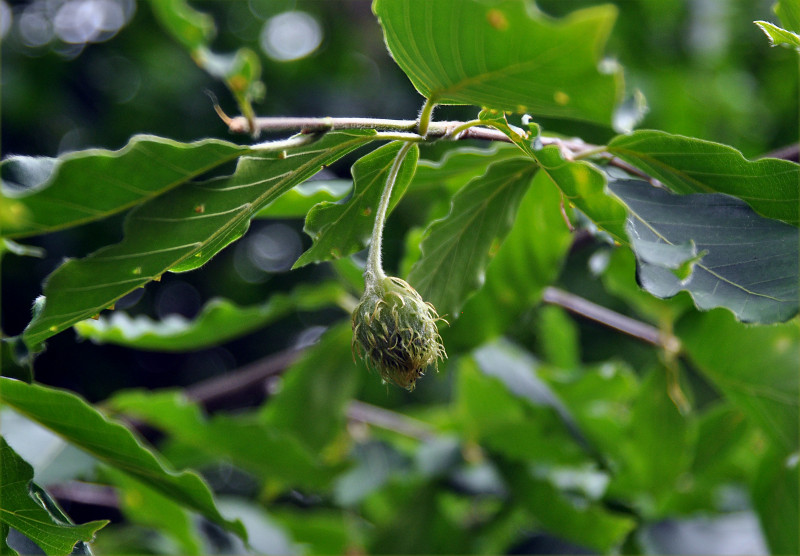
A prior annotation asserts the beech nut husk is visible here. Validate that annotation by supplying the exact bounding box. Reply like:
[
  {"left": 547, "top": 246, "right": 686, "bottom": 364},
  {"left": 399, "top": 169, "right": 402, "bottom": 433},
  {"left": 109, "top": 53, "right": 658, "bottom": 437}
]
[{"left": 352, "top": 276, "right": 446, "bottom": 390}]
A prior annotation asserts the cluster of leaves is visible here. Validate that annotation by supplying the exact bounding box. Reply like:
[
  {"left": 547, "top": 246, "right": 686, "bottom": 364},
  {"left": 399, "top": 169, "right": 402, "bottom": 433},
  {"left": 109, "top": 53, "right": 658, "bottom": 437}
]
[{"left": 1, "top": 0, "right": 798, "bottom": 555}]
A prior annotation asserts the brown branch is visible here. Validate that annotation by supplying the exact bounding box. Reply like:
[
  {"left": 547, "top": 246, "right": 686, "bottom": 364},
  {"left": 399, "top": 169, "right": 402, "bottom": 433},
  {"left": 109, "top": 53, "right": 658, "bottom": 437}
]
[{"left": 542, "top": 286, "right": 681, "bottom": 353}]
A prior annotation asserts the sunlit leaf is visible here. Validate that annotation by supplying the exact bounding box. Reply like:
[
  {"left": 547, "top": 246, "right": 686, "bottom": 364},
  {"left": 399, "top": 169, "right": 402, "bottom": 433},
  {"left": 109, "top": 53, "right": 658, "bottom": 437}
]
[
  {"left": 408, "top": 157, "right": 535, "bottom": 317},
  {"left": 373, "top": 0, "right": 623, "bottom": 123},
  {"left": 608, "top": 130, "right": 800, "bottom": 226},
  {"left": 0, "top": 378, "right": 246, "bottom": 539},
  {"left": 294, "top": 142, "right": 419, "bottom": 268},
  {"left": 755, "top": 20, "right": 800, "bottom": 50},
  {"left": 74, "top": 282, "right": 346, "bottom": 351},
  {"left": 0, "top": 438, "right": 107, "bottom": 556},
  {"left": 0, "top": 136, "right": 248, "bottom": 239},
  {"left": 22, "top": 131, "right": 376, "bottom": 350},
  {"left": 255, "top": 180, "right": 352, "bottom": 218},
  {"left": 610, "top": 179, "right": 799, "bottom": 323}
]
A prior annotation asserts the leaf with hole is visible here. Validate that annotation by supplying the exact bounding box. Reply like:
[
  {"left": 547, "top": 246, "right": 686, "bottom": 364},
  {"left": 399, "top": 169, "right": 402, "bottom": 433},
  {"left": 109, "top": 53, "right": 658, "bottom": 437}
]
[
  {"left": 610, "top": 180, "right": 799, "bottom": 323},
  {"left": 373, "top": 0, "right": 623, "bottom": 124}
]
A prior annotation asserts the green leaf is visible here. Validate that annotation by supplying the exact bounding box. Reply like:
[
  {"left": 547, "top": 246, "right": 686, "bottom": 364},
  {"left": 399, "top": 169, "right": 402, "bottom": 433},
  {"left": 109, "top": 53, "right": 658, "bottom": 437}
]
[
  {"left": 259, "top": 323, "right": 360, "bottom": 452},
  {"left": 610, "top": 179, "right": 799, "bottom": 323},
  {"left": 0, "top": 378, "right": 246, "bottom": 539},
  {"left": 408, "top": 157, "right": 535, "bottom": 318},
  {"left": 755, "top": 20, "right": 800, "bottom": 50},
  {"left": 0, "top": 136, "right": 248, "bottom": 239},
  {"left": 677, "top": 308, "right": 799, "bottom": 453},
  {"left": 146, "top": 0, "right": 215, "bottom": 50},
  {"left": 373, "top": 0, "right": 622, "bottom": 124},
  {"left": 411, "top": 144, "right": 522, "bottom": 194},
  {"left": 445, "top": 171, "right": 572, "bottom": 349},
  {"left": 22, "top": 131, "right": 376, "bottom": 350},
  {"left": 775, "top": 0, "right": 800, "bottom": 33},
  {"left": 255, "top": 180, "right": 352, "bottom": 218},
  {"left": 608, "top": 130, "right": 800, "bottom": 226},
  {"left": 752, "top": 444, "right": 799, "bottom": 555},
  {"left": 479, "top": 111, "right": 629, "bottom": 242},
  {"left": 108, "top": 390, "right": 333, "bottom": 489},
  {"left": 499, "top": 461, "right": 635, "bottom": 553},
  {"left": 0, "top": 438, "right": 107, "bottom": 556},
  {"left": 74, "top": 282, "right": 346, "bottom": 351},
  {"left": 294, "top": 142, "right": 419, "bottom": 268},
  {"left": 104, "top": 467, "right": 202, "bottom": 555}
]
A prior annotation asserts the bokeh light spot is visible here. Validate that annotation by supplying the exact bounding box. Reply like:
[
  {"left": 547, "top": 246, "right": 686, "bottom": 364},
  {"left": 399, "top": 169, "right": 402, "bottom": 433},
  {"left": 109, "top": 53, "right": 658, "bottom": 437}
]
[{"left": 260, "top": 11, "right": 322, "bottom": 62}]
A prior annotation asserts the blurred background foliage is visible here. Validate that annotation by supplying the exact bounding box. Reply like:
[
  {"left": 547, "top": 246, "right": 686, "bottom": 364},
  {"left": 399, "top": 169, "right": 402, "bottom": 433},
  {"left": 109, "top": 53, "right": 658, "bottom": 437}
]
[{"left": 1, "top": 0, "right": 798, "bottom": 554}]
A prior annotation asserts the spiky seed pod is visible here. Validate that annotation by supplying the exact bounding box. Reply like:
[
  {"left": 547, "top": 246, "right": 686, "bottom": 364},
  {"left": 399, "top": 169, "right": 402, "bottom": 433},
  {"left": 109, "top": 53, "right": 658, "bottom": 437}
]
[{"left": 352, "top": 276, "right": 446, "bottom": 391}]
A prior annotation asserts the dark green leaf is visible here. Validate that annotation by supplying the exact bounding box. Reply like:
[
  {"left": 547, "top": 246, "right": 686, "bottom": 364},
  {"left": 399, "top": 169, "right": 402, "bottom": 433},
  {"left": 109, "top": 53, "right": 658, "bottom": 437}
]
[
  {"left": 0, "top": 378, "right": 246, "bottom": 539},
  {"left": 755, "top": 20, "right": 800, "bottom": 50},
  {"left": 0, "top": 437, "right": 108, "bottom": 556},
  {"left": 610, "top": 179, "right": 799, "bottom": 323},
  {"left": 752, "top": 444, "right": 799, "bottom": 555},
  {"left": 677, "top": 308, "right": 799, "bottom": 453},
  {"left": 0, "top": 136, "right": 248, "bottom": 239},
  {"left": 500, "top": 461, "right": 635, "bottom": 553},
  {"left": 259, "top": 323, "right": 361, "bottom": 452},
  {"left": 608, "top": 130, "right": 800, "bottom": 226},
  {"left": 373, "top": 0, "right": 622, "bottom": 124},
  {"left": 445, "top": 171, "right": 572, "bottom": 349},
  {"left": 74, "top": 282, "right": 346, "bottom": 351},
  {"left": 108, "top": 390, "right": 333, "bottom": 489},
  {"left": 22, "top": 131, "right": 375, "bottom": 350},
  {"left": 255, "top": 180, "right": 351, "bottom": 218},
  {"left": 408, "top": 157, "right": 535, "bottom": 317},
  {"left": 294, "top": 142, "right": 419, "bottom": 268}
]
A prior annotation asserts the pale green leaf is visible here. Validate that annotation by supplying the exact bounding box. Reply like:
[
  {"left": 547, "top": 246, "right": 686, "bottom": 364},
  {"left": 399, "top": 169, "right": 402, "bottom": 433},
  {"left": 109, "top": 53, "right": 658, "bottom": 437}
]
[
  {"left": 146, "top": 0, "right": 214, "bottom": 50},
  {"left": 0, "top": 378, "right": 246, "bottom": 539},
  {"left": 0, "top": 136, "right": 249, "bottom": 239},
  {"left": 294, "top": 142, "right": 419, "bottom": 268},
  {"left": 755, "top": 20, "right": 800, "bottom": 50},
  {"left": 610, "top": 179, "right": 799, "bottom": 323},
  {"left": 775, "top": 0, "right": 800, "bottom": 33},
  {"left": 74, "top": 282, "right": 346, "bottom": 351},
  {"left": 373, "top": 0, "right": 623, "bottom": 124},
  {"left": 408, "top": 157, "right": 535, "bottom": 318},
  {"left": 0, "top": 438, "right": 107, "bottom": 556},
  {"left": 608, "top": 130, "right": 800, "bottom": 226},
  {"left": 22, "top": 131, "right": 376, "bottom": 350}
]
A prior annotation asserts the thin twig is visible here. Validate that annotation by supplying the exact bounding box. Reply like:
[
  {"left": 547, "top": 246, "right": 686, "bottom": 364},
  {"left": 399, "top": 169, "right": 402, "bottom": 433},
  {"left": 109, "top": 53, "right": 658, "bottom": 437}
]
[
  {"left": 346, "top": 400, "right": 434, "bottom": 441},
  {"left": 47, "top": 482, "right": 120, "bottom": 509},
  {"left": 542, "top": 286, "right": 681, "bottom": 353}
]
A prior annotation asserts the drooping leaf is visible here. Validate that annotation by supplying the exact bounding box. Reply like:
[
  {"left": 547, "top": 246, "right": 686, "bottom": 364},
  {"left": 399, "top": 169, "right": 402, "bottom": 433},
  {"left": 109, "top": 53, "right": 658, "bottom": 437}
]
[
  {"left": 607, "top": 130, "right": 800, "bottom": 226},
  {"left": 408, "top": 157, "right": 535, "bottom": 317},
  {"left": 255, "top": 180, "right": 352, "bottom": 218},
  {"left": 479, "top": 110, "right": 629, "bottom": 242},
  {"left": 259, "top": 323, "right": 360, "bottom": 452},
  {"left": 609, "top": 179, "right": 799, "bottom": 323},
  {"left": 373, "top": 0, "right": 623, "bottom": 124},
  {"left": 22, "top": 131, "right": 376, "bottom": 350},
  {"left": 755, "top": 20, "right": 800, "bottom": 50},
  {"left": 445, "top": 171, "right": 572, "bottom": 350},
  {"left": 0, "top": 438, "right": 107, "bottom": 556},
  {"left": 677, "top": 308, "right": 799, "bottom": 453},
  {"left": 107, "top": 389, "right": 334, "bottom": 489},
  {"left": 0, "top": 378, "right": 246, "bottom": 539},
  {"left": 0, "top": 136, "right": 249, "bottom": 239},
  {"left": 74, "top": 282, "right": 346, "bottom": 351},
  {"left": 294, "top": 142, "right": 419, "bottom": 268}
]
